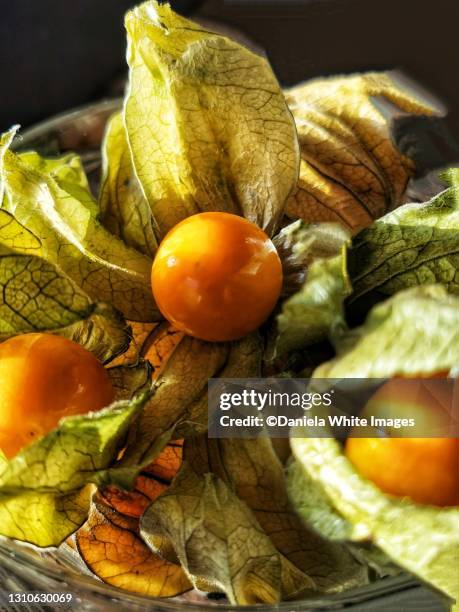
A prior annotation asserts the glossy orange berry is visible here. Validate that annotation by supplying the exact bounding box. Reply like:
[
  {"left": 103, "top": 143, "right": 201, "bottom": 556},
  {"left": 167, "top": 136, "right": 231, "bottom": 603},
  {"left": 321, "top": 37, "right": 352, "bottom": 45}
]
[
  {"left": 0, "top": 333, "right": 114, "bottom": 459},
  {"left": 151, "top": 212, "right": 283, "bottom": 342},
  {"left": 345, "top": 377, "right": 459, "bottom": 507}
]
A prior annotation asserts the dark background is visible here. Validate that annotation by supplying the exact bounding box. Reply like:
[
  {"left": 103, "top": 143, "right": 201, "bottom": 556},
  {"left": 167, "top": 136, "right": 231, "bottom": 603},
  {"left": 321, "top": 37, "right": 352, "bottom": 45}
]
[{"left": 0, "top": 0, "right": 457, "bottom": 138}]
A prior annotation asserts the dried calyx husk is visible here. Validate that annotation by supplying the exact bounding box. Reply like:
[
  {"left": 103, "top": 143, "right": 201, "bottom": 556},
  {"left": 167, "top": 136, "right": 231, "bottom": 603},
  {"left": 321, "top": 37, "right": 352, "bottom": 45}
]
[{"left": 0, "top": 0, "right": 455, "bottom": 605}]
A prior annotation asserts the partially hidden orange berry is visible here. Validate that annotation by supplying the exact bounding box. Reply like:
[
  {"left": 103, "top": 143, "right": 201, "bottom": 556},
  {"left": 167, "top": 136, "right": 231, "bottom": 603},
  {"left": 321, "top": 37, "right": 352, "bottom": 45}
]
[
  {"left": 0, "top": 333, "right": 114, "bottom": 458},
  {"left": 345, "top": 377, "right": 459, "bottom": 507}
]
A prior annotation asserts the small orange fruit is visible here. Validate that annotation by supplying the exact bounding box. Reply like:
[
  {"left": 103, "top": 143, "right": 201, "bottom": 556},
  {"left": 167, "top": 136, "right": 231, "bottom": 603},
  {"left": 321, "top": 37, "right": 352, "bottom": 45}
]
[
  {"left": 0, "top": 333, "right": 114, "bottom": 458},
  {"left": 345, "top": 377, "right": 459, "bottom": 507},
  {"left": 151, "top": 212, "right": 283, "bottom": 342}
]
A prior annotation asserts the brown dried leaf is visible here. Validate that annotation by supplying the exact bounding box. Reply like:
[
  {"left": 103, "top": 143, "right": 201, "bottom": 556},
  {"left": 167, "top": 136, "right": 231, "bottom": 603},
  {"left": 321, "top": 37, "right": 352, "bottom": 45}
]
[
  {"left": 110, "top": 321, "right": 159, "bottom": 368},
  {"left": 141, "top": 322, "right": 185, "bottom": 379},
  {"left": 187, "top": 437, "right": 368, "bottom": 593},
  {"left": 285, "top": 72, "right": 439, "bottom": 233},
  {"left": 141, "top": 462, "right": 285, "bottom": 605},
  {"left": 76, "top": 443, "right": 189, "bottom": 597},
  {"left": 107, "top": 361, "right": 152, "bottom": 401},
  {"left": 122, "top": 332, "right": 262, "bottom": 466},
  {"left": 76, "top": 500, "right": 190, "bottom": 597}
]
